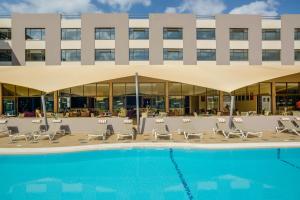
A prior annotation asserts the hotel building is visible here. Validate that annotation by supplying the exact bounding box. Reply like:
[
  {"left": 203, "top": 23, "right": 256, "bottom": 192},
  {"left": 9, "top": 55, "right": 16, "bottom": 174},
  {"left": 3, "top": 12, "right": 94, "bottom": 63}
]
[{"left": 0, "top": 13, "right": 300, "bottom": 117}]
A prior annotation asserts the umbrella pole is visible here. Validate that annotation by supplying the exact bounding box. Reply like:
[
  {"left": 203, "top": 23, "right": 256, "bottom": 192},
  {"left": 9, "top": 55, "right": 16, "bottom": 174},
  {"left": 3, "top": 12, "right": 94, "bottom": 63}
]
[
  {"left": 135, "top": 72, "right": 140, "bottom": 134},
  {"left": 229, "top": 95, "right": 235, "bottom": 129},
  {"left": 41, "top": 94, "right": 48, "bottom": 130}
]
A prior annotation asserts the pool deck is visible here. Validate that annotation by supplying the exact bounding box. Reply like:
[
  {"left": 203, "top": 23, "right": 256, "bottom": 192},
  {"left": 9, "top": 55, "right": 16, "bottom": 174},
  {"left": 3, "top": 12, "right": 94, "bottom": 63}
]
[{"left": 1, "top": 131, "right": 300, "bottom": 154}]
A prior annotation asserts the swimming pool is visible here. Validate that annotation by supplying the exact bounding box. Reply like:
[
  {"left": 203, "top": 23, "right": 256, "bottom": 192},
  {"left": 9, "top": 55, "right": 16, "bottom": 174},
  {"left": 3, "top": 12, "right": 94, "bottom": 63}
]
[{"left": 1, "top": 148, "right": 300, "bottom": 200}]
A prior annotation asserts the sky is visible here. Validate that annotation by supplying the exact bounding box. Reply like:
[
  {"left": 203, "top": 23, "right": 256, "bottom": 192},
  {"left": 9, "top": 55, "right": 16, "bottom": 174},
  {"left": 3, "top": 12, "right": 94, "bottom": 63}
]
[{"left": 0, "top": 0, "right": 299, "bottom": 16}]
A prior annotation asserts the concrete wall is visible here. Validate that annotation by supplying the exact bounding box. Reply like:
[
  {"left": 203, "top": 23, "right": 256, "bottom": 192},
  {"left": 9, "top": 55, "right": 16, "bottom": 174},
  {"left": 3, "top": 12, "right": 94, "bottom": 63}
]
[
  {"left": 81, "top": 13, "right": 129, "bottom": 65},
  {"left": 11, "top": 13, "right": 61, "bottom": 66}
]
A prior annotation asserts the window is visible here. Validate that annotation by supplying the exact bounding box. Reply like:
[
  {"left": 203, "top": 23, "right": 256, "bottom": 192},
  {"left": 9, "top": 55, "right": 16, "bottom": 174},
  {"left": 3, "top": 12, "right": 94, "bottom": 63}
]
[
  {"left": 262, "top": 50, "right": 280, "bottom": 61},
  {"left": 61, "top": 49, "right": 81, "bottom": 61},
  {"left": 230, "top": 49, "right": 248, "bottom": 61},
  {"left": 295, "top": 28, "right": 300, "bottom": 40},
  {"left": 25, "top": 28, "right": 45, "bottom": 40},
  {"left": 95, "top": 49, "right": 115, "bottom": 61},
  {"left": 163, "top": 28, "right": 183, "bottom": 40},
  {"left": 61, "top": 28, "right": 81, "bottom": 40},
  {"left": 129, "top": 49, "right": 149, "bottom": 61},
  {"left": 197, "top": 28, "right": 215, "bottom": 40},
  {"left": 295, "top": 50, "right": 300, "bottom": 61},
  {"left": 95, "top": 28, "right": 115, "bottom": 40},
  {"left": 129, "top": 28, "right": 149, "bottom": 39},
  {"left": 262, "top": 29, "right": 280, "bottom": 40},
  {"left": 0, "top": 28, "right": 11, "bottom": 40},
  {"left": 230, "top": 28, "right": 248, "bottom": 40},
  {"left": 197, "top": 49, "right": 216, "bottom": 61},
  {"left": 163, "top": 49, "right": 183, "bottom": 60},
  {"left": 0, "top": 50, "right": 12, "bottom": 62},
  {"left": 25, "top": 49, "right": 45, "bottom": 61}
]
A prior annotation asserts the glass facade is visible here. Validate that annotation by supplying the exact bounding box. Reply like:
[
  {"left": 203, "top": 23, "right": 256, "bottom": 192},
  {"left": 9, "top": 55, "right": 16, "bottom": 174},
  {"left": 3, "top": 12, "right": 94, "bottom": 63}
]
[
  {"left": 25, "top": 49, "right": 45, "bottom": 61},
  {"left": 230, "top": 49, "right": 248, "bottom": 61},
  {"left": 262, "top": 29, "right": 280, "bottom": 40},
  {"left": 196, "top": 28, "right": 215, "bottom": 40},
  {"left": 0, "top": 28, "right": 11, "bottom": 40},
  {"left": 163, "top": 28, "right": 183, "bottom": 40},
  {"left": 262, "top": 49, "right": 281, "bottom": 61},
  {"left": 95, "top": 28, "right": 115, "bottom": 40},
  {"left": 276, "top": 82, "right": 300, "bottom": 113},
  {"left": 95, "top": 49, "right": 115, "bottom": 61},
  {"left": 129, "top": 49, "right": 149, "bottom": 61},
  {"left": 61, "top": 28, "right": 81, "bottom": 40},
  {"left": 295, "top": 49, "right": 300, "bottom": 61},
  {"left": 197, "top": 49, "right": 216, "bottom": 61},
  {"left": 129, "top": 28, "right": 149, "bottom": 40},
  {"left": 0, "top": 49, "right": 12, "bottom": 62},
  {"left": 230, "top": 28, "right": 248, "bottom": 40},
  {"left": 295, "top": 28, "right": 300, "bottom": 40},
  {"left": 25, "top": 28, "right": 45, "bottom": 40},
  {"left": 61, "top": 49, "right": 81, "bottom": 61},
  {"left": 163, "top": 49, "right": 183, "bottom": 60}
]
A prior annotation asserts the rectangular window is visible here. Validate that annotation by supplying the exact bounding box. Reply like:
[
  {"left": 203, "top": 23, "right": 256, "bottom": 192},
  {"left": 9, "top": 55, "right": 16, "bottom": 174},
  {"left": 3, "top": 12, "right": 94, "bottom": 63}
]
[
  {"left": 197, "top": 49, "right": 216, "bottom": 61},
  {"left": 129, "top": 48, "right": 149, "bottom": 61},
  {"left": 61, "top": 49, "right": 81, "bottom": 61},
  {"left": 295, "top": 50, "right": 300, "bottom": 61},
  {"left": 163, "top": 48, "right": 183, "bottom": 60},
  {"left": 95, "top": 49, "right": 115, "bottom": 61},
  {"left": 25, "top": 28, "right": 45, "bottom": 40},
  {"left": 196, "top": 28, "right": 215, "bottom": 40},
  {"left": 61, "top": 28, "right": 81, "bottom": 40},
  {"left": 129, "top": 28, "right": 149, "bottom": 39},
  {"left": 262, "top": 49, "right": 281, "bottom": 61},
  {"left": 0, "top": 28, "right": 11, "bottom": 40},
  {"left": 25, "top": 49, "right": 45, "bottom": 61},
  {"left": 295, "top": 28, "right": 300, "bottom": 40},
  {"left": 230, "top": 28, "right": 248, "bottom": 40},
  {"left": 262, "top": 29, "right": 280, "bottom": 40},
  {"left": 230, "top": 49, "right": 248, "bottom": 61},
  {"left": 163, "top": 28, "right": 183, "bottom": 40},
  {"left": 95, "top": 28, "right": 115, "bottom": 40},
  {"left": 0, "top": 49, "right": 12, "bottom": 62}
]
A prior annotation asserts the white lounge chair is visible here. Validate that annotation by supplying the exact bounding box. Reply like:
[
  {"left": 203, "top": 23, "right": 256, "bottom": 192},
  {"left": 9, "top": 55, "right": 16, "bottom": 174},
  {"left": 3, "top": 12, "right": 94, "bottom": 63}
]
[
  {"left": 0, "top": 119, "right": 10, "bottom": 136},
  {"left": 117, "top": 119, "right": 134, "bottom": 140},
  {"left": 88, "top": 119, "right": 108, "bottom": 141},
  {"left": 152, "top": 119, "right": 172, "bottom": 140},
  {"left": 33, "top": 119, "right": 65, "bottom": 143},
  {"left": 233, "top": 117, "right": 263, "bottom": 138},
  {"left": 276, "top": 117, "right": 300, "bottom": 136},
  {"left": 181, "top": 118, "right": 203, "bottom": 140},
  {"left": 213, "top": 118, "right": 244, "bottom": 139}
]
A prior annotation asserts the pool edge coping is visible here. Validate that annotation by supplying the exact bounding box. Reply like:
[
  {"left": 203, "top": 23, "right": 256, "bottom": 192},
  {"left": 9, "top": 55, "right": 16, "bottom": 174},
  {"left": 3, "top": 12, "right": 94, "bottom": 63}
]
[{"left": 1, "top": 142, "right": 300, "bottom": 155}]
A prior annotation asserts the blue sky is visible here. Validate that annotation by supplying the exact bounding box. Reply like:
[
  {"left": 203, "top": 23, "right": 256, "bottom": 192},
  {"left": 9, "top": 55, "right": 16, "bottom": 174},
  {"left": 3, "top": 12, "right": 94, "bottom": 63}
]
[{"left": 0, "top": 0, "right": 299, "bottom": 16}]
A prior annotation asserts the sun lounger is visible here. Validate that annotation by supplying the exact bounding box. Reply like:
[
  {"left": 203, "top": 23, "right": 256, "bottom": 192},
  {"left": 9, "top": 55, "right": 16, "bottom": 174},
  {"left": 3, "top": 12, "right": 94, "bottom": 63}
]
[
  {"left": 88, "top": 119, "right": 108, "bottom": 141},
  {"left": 293, "top": 117, "right": 300, "bottom": 127},
  {"left": 276, "top": 117, "right": 300, "bottom": 136},
  {"left": 232, "top": 117, "right": 263, "bottom": 138},
  {"left": 33, "top": 119, "right": 65, "bottom": 143},
  {"left": 181, "top": 118, "right": 203, "bottom": 140},
  {"left": 152, "top": 119, "right": 172, "bottom": 140},
  {"left": 213, "top": 118, "right": 244, "bottom": 139},
  {"left": 117, "top": 119, "right": 134, "bottom": 140},
  {"left": 0, "top": 119, "right": 10, "bottom": 136}
]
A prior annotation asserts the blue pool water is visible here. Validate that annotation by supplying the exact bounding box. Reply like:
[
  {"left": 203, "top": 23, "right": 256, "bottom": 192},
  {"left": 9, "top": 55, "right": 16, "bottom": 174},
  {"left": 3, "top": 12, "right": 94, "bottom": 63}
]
[{"left": 1, "top": 148, "right": 300, "bottom": 200}]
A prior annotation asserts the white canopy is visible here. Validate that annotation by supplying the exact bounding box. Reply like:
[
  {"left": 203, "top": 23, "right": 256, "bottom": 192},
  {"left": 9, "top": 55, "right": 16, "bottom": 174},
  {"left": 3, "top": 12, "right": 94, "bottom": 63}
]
[{"left": 0, "top": 64, "right": 299, "bottom": 93}]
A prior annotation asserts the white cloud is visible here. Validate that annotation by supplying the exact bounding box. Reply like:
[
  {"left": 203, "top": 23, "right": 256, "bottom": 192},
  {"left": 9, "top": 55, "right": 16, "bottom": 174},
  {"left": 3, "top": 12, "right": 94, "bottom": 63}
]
[
  {"left": 0, "top": 0, "right": 98, "bottom": 14},
  {"left": 229, "top": 0, "right": 279, "bottom": 16},
  {"left": 165, "top": 0, "right": 226, "bottom": 15},
  {"left": 98, "top": 0, "right": 151, "bottom": 12}
]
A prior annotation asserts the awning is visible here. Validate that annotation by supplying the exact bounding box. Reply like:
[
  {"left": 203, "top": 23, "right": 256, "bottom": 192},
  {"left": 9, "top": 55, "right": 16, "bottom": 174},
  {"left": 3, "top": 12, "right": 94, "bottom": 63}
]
[{"left": 0, "top": 64, "right": 299, "bottom": 93}]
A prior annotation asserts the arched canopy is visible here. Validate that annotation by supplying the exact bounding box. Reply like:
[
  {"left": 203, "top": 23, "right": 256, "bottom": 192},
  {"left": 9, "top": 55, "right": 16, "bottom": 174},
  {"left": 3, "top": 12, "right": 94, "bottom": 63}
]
[{"left": 0, "top": 64, "right": 299, "bottom": 93}]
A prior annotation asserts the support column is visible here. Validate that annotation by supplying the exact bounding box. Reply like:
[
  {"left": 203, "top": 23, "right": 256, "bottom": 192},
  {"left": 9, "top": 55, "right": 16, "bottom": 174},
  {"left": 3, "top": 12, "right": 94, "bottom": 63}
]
[
  {"left": 219, "top": 91, "right": 224, "bottom": 112},
  {"left": 165, "top": 81, "right": 169, "bottom": 113},
  {"left": 109, "top": 81, "right": 113, "bottom": 113},
  {"left": 0, "top": 83, "right": 2, "bottom": 115},
  {"left": 271, "top": 81, "right": 276, "bottom": 114},
  {"left": 53, "top": 91, "right": 58, "bottom": 113}
]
